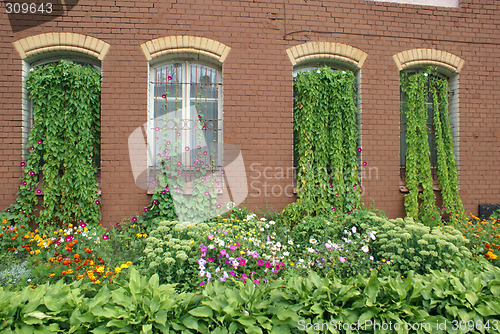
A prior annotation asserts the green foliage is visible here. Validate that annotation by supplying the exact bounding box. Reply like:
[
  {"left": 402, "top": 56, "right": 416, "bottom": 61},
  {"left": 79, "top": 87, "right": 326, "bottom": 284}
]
[
  {"left": 142, "top": 221, "right": 208, "bottom": 289},
  {"left": 15, "top": 60, "right": 101, "bottom": 229},
  {"left": 431, "top": 75, "right": 465, "bottom": 221},
  {"left": 1, "top": 266, "right": 500, "bottom": 333},
  {"left": 400, "top": 69, "right": 440, "bottom": 225},
  {"left": 368, "top": 216, "right": 473, "bottom": 275},
  {"left": 293, "top": 67, "right": 361, "bottom": 216}
]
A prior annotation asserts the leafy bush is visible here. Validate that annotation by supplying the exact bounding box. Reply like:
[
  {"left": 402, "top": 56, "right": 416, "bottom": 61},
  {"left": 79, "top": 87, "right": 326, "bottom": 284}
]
[
  {"left": 142, "top": 220, "right": 209, "bottom": 289},
  {"left": 368, "top": 216, "right": 473, "bottom": 274},
  {"left": 1, "top": 266, "right": 499, "bottom": 333}
]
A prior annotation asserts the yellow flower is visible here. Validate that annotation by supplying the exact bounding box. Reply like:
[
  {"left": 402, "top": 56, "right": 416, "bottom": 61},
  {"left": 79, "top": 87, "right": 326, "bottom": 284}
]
[
  {"left": 68, "top": 224, "right": 73, "bottom": 228},
  {"left": 96, "top": 266, "right": 105, "bottom": 273},
  {"left": 2, "top": 219, "right": 7, "bottom": 224},
  {"left": 34, "top": 250, "right": 41, "bottom": 255},
  {"left": 131, "top": 224, "right": 137, "bottom": 228},
  {"left": 77, "top": 275, "right": 84, "bottom": 279},
  {"left": 115, "top": 267, "right": 122, "bottom": 273},
  {"left": 94, "top": 280, "right": 101, "bottom": 285},
  {"left": 49, "top": 274, "right": 55, "bottom": 278},
  {"left": 290, "top": 262, "right": 295, "bottom": 266},
  {"left": 240, "top": 251, "right": 245, "bottom": 255},
  {"left": 190, "top": 240, "right": 194, "bottom": 244},
  {"left": 126, "top": 261, "right": 132, "bottom": 266},
  {"left": 121, "top": 264, "right": 129, "bottom": 269}
]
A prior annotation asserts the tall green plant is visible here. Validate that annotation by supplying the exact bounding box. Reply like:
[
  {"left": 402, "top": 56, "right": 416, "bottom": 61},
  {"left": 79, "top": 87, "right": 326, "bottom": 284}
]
[
  {"left": 16, "top": 60, "right": 101, "bottom": 228},
  {"left": 431, "top": 76, "right": 465, "bottom": 220},
  {"left": 401, "top": 67, "right": 464, "bottom": 225},
  {"left": 293, "top": 67, "right": 360, "bottom": 215}
]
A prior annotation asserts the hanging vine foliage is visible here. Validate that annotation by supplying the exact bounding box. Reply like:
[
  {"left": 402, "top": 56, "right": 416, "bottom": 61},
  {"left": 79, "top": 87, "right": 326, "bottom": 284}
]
[
  {"left": 400, "top": 67, "right": 464, "bottom": 225},
  {"left": 293, "top": 67, "right": 361, "bottom": 216},
  {"left": 15, "top": 60, "right": 101, "bottom": 228}
]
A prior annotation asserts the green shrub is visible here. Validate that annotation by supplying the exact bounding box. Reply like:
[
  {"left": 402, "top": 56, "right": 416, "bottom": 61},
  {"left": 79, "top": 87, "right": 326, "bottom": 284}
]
[
  {"left": 368, "top": 216, "right": 473, "bottom": 274},
  {"left": 142, "top": 221, "right": 209, "bottom": 289}
]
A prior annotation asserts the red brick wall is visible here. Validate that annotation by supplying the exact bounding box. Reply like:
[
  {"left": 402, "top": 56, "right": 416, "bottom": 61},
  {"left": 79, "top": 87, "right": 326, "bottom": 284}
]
[{"left": 1, "top": 0, "right": 499, "bottom": 227}]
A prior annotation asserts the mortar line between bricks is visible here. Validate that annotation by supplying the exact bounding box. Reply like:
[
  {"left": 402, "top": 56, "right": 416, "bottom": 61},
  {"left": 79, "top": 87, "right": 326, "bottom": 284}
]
[{"left": 283, "top": 29, "right": 500, "bottom": 46}]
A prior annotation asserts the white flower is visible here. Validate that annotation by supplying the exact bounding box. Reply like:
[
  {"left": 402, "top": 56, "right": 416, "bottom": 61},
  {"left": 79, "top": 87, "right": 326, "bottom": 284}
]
[
  {"left": 299, "top": 259, "right": 304, "bottom": 263},
  {"left": 317, "top": 69, "right": 321, "bottom": 73},
  {"left": 208, "top": 244, "right": 215, "bottom": 250},
  {"left": 283, "top": 251, "right": 289, "bottom": 256},
  {"left": 368, "top": 232, "right": 376, "bottom": 241},
  {"left": 325, "top": 242, "right": 331, "bottom": 249},
  {"left": 309, "top": 238, "right": 317, "bottom": 244},
  {"left": 288, "top": 240, "right": 294, "bottom": 246},
  {"left": 351, "top": 226, "right": 357, "bottom": 234},
  {"left": 260, "top": 217, "right": 267, "bottom": 222},
  {"left": 226, "top": 201, "right": 236, "bottom": 210},
  {"left": 199, "top": 270, "right": 206, "bottom": 277},
  {"left": 246, "top": 214, "right": 257, "bottom": 221},
  {"left": 269, "top": 220, "right": 275, "bottom": 225},
  {"left": 307, "top": 247, "right": 315, "bottom": 253},
  {"left": 265, "top": 224, "right": 270, "bottom": 229},
  {"left": 361, "top": 245, "right": 369, "bottom": 253},
  {"left": 369, "top": 256, "right": 374, "bottom": 261},
  {"left": 276, "top": 242, "right": 282, "bottom": 248}
]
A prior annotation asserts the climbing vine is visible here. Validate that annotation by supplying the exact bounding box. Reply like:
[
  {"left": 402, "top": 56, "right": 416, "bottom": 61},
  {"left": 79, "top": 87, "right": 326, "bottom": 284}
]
[
  {"left": 400, "top": 67, "right": 464, "bottom": 225},
  {"left": 293, "top": 67, "right": 361, "bottom": 216},
  {"left": 15, "top": 60, "right": 101, "bottom": 228}
]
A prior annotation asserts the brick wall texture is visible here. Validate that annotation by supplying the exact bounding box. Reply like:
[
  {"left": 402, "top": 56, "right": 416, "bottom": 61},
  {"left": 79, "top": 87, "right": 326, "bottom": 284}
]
[{"left": 1, "top": 0, "right": 499, "bottom": 228}]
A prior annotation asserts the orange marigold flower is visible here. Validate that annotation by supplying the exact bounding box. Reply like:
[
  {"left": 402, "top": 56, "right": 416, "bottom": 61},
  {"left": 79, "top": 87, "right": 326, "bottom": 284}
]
[{"left": 77, "top": 275, "right": 84, "bottom": 279}]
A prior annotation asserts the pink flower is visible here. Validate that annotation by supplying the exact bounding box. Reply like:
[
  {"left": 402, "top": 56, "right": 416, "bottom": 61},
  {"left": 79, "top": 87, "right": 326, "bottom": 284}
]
[
  {"left": 168, "top": 76, "right": 172, "bottom": 81},
  {"left": 203, "top": 151, "right": 208, "bottom": 156},
  {"left": 254, "top": 280, "right": 260, "bottom": 285},
  {"left": 95, "top": 200, "right": 100, "bottom": 205},
  {"left": 252, "top": 252, "right": 259, "bottom": 259},
  {"left": 80, "top": 222, "right": 87, "bottom": 228},
  {"left": 102, "top": 234, "right": 109, "bottom": 240},
  {"left": 29, "top": 171, "right": 35, "bottom": 176},
  {"left": 363, "top": 161, "right": 367, "bottom": 166},
  {"left": 335, "top": 193, "right": 339, "bottom": 197},
  {"left": 29, "top": 146, "right": 34, "bottom": 151},
  {"left": 22, "top": 181, "right": 27, "bottom": 185},
  {"left": 36, "top": 189, "right": 42, "bottom": 194},
  {"left": 220, "top": 249, "right": 227, "bottom": 256},
  {"left": 257, "top": 260, "right": 264, "bottom": 266},
  {"left": 357, "top": 147, "right": 362, "bottom": 152},
  {"left": 155, "top": 127, "right": 160, "bottom": 131},
  {"left": 199, "top": 281, "right": 205, "bottom": 287},
  {"left": 144, "top": 207, "right": 148, "bottom": 212},
  {"left": 216, "top": 204, "right": 222, "bottom": 209},
  {"left": 208, "top": 257, "right": 215, "bottom": 262},
  {"left": 176, "top": 132, "right": 181, "bottom": 136},
  {"left": 332, "top": 206, "right": 335, "bottom": 211},
  {"left": 20, "top": 162, "right": 25, "bottom": 167},
  {"left": 65, "top": 235, "right": 73, "bottom": 242},
  {"left": 152, "top": 199, "right": 159, "bottom": 205},
  {"left": 202, "top": 126, "right": 207, "bottom": 130},
  {"left": 37, "top": 140, "right": 42, "bottom": 144},
  {"left": 240, "top": 259, "right": 247, "bottom": 266},
  {"left": 205, "top": 191, "right": 209, "bottom": 196},
  {"left": 166, "top": 141, "right": 170, "bottom": 145},
  {"left": 132, "top": 217, "right": 137, "bottom": 222},
  {"left": 221, "top": 170, "right": 225, "bottom": 175},
  {"left": 265, "top": 262, "right": 271, "bottom": 269},
  {"left": 185, "top": 146, "right": 190, "bottom": 151},
  {"left": 115, "top": 222, "right": 121, "bottom": 227},
  {"left": 161, "top": 94, "right": 166, "bottom": 98},
  {"left": 339, "top": 256, "right": 346, "bottom": 263},
  {"left": 177, "top": 162, "right": 182, "bottom": 166}
]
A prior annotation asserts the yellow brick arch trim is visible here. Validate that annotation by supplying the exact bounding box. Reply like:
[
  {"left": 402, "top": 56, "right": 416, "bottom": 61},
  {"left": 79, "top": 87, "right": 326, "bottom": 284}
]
[
  {"left": 140, "top": 36, "right": 231, "bottom": 64},
  {"left": 285, "top": 42, "right": 368, "bottom": 68},
  {"left": 12, "top": 32, "right": 110, "bottom": 60},
  {"left": 393, "top": 48, "right": 465, "bottom": 73}
]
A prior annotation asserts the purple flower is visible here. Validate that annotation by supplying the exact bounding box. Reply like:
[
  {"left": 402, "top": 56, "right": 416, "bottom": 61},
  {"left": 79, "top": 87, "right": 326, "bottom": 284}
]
[
  {"left": 168, "top": 76, "right": 172, "bottom": 81},
  {"left": 230, "top": 245, "right": 237, "bottom": 251},
  {"left": 29, "top": 146, "right": 34, "bottom": 151},
  {"left": 199, "top": 281, "right": 205, "bottom": 287},
  {"left": 152, "top": 199, "right": 159, "bottom": 205},
  {"left": 95, "top": 200, "right": 100, "bottom": 205},
  {"left": 155, "top": 127, "right": 160, "bottom": 131},
  {"left": 102, "top": 234, "right": 109, "bottom": 240},
  {"left": 161, "top": 94, "right": 166, "bottom": 98},
  {"left": 132, "top": 217, "right": 137, "bottom": 222},
  {"left": 29, "top": 171, "right": 35, "bottom": 176},
  {"left": 208, "top": 257, "right": 215, "bottom": 262},
  {"left": 363, "top": 161, "right": 367, "bottom": 166},
  {"left": 332, "top": 206, "right": 335, "bottom": 211},
  {"left": 144, "top": 207, "right": 148, "bottom": 212},
  {"left": 36, "top": 189, "right": 42, "bottom": 194},
  {"left": 220, "top": 249, "right": 227, "bottom": 256},
  {"left": 20, "top": 162, "right": 25, "bottom": 167},
  {"left": 37, "top": 140, "right": 42, "bottom": 144},
  {"left": 22, "top": 181, "right": 27, "bottom": 186},
  {"left": 229, "top": 270, "right": 236, "bottom": 276},
  {"left": 357, "top": 147, "right": 362, "bottom": 152},
  {"left": 240, "top": 259, "right": 247, "bottom": 266},
  {"left": 329, "top": 184, "right": 333, "bottom": 188},
  {"left": 80, "top": 222, "right": 87, "bottom": 228},
  {"left": 200, "top": 245, "right": 207, "bottom": 253}
]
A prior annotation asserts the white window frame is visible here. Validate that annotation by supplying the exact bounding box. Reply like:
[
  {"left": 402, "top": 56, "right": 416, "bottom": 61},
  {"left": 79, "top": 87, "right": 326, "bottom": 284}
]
[
  {"left": 366, "top": 0, "right": 459, "bottom": 8},
  {"left": 147, "top": 59, "right": 223, "bottom": 175}
]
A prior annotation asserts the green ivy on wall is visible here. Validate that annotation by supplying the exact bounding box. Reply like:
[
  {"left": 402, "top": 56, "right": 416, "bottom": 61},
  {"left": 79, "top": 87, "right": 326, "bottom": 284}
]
[
  {"left": 15, "top": 60, "right": 101, "bottom": 228},
  {"left": 293, "top": 67, "right": 361, "bottom": 216},
  {"left": 400, "top": 67, "right": 464, "bottom": 225}
]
